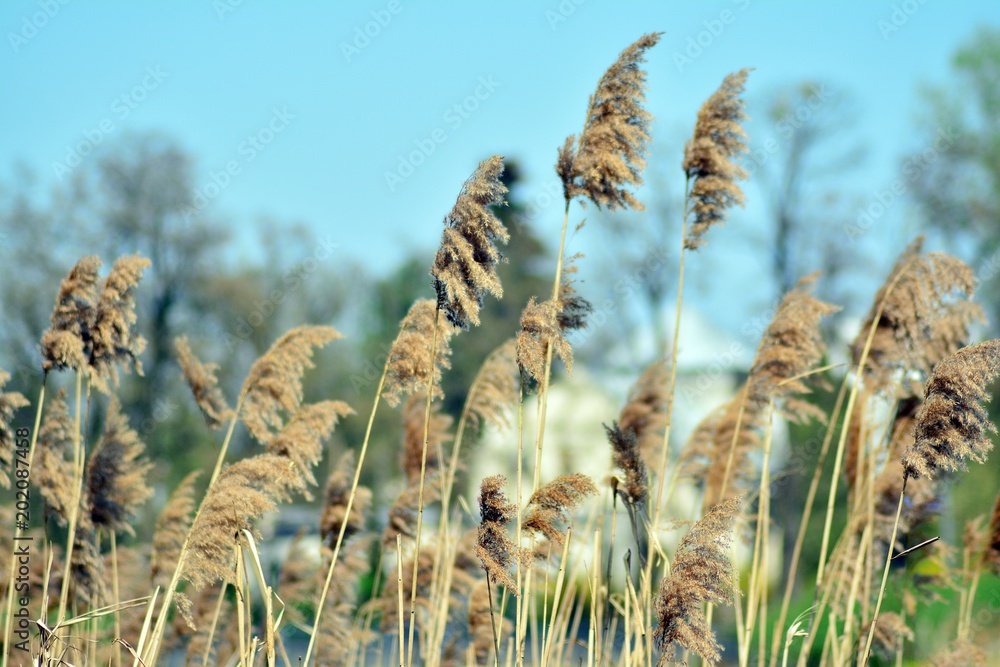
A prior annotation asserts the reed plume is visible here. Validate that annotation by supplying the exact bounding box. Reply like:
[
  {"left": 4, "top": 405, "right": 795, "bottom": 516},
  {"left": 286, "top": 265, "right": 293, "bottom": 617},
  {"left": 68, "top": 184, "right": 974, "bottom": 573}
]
[
  {"left": 853, "top": 237, "right": 983, "bottom": 397},
  {"left": 402, "top": 391, "right": 451, "bottom": 485},
  {"left": 181, "top": 454, "right": 305, "bottom": 590},
  {"left": 927, "top": 641, "right": 987, "bottom": 667},
  {"left": 871, "top": 398, "right": 937, "bottom": 551},
  {"left": 85, "top": 397, "right": 153, "bottom": 534},
  {"left": 239, "top": 325, "right": 341, "bottom": 445},
  {"left": 986, "top": 491, "right": 1000, "bottom": 574},
  {"left": 70, "top": 522, "right": 106, "bottom": 606},
  {"left": 703, "top": 275, "right": 837, "bottom": 506},
  {"left": 475, "top": 475, "right": 522, "bottom": 590},
  {"left": 865, "top": 611, "right": 913, "bottom": 659},
  {"left": 384, "top": 472, "right": 443, "bottom": 547},
  {"left": 175, "top": 336, "right": 233, "bottom": 429},
  {"left": 468, "top": 578, "right": 507, "bottom": 665},
  {"left": 467, "top": 339, "right": 520, "bottom": 431},
  {"left": 0, "top": 370, "right": 28, "bottom": 489},
  {"left": 902, "top": 339, "right": 1000, "bottom": 480},
  {"left": 34, "top": 389, "right": 75, "bottom": 522},
  {"left": 89, "top": 254, "right": 152, "bottom": 392},
  {"left": 40, "top": 255, "right": 102, "bottom": 374},
  {"left": 151, "top": 471, "right": 201, "bottom": 590},
  {"left": 619, "top": 358, "right": 671, "bottom": 465},
  {"left": 558, "top": 32, "right": 660, "bottom": 210},
  {"left": 430, "top": 155, "right": 509, "bottom": 330},
  {"left": 383, "top": 298, "right": 458, "bottom": 406},
  {"left": 313, "top": 535, "right": 373, "bottom": 666},
  {"left": 516, "top": 268, "right": 592, "bottom": 387},
  {"left": 683, "top": 69, "right": 751, "bottom": 250},
  {"left": 521, "top": 473, "right": 597, "bottom": 550},
  {"left": 266, "top": 399, "right": 353, "bottom": 492},
  {"left": 654, "top": 496, "right": 741, "bottom": 665},
  {"left": 320, "top": 450, "right": 371, "bottom": 548},
  {"left": 606, "top": 421, "right": 648, "bottom": 512}
]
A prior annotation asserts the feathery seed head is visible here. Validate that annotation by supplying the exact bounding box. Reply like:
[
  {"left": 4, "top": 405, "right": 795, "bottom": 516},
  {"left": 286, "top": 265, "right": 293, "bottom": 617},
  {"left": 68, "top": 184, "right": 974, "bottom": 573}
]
[
  {"left": 430, "top": 155, "right": 509, "bottom": 329},
  {"left": 561, "top": 33, "right": 661, "bottom": 211},
  {"left": 683, "top": 69, "right": 751, "bottom": 251}
]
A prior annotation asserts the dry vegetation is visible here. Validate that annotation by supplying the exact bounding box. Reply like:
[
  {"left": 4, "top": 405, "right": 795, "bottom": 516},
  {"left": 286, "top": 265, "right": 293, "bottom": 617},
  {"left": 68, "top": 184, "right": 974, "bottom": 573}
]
[{"left": 2, "top": 32, "right": 999, "bottom": 667}]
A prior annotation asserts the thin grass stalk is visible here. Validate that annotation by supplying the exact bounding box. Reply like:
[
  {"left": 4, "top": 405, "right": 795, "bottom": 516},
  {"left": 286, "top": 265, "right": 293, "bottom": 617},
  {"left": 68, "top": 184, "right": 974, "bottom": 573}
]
[
  {"left": 395, "top": 536, "right": 405, "bottom": 667},
  {"left": 816, "top": 264, "right": 912, "bottom": 588},
  {"left": 651, "top": 179, "right": 691, "bottom": 527},
  {"left": 405, "top": 306, "right": 442, "bottom": 667},
  {"left": 111, "top": 531, "right": 121, "bottom": 667},
  {"left": 1, "top": 379, "right": 45, "bottom": 667},
  {"left": 531, "top": 201, "right": 571, "bottom": 494},
  {"left": 541, "top": 527, "right": 573, "bottom": 667},
  {"left": 842, "top": 525, "right": 870, "bottom": 662},
  {"left": 742, "top": 399, "right": 776, "bottom": 666},
  {"left": 202, "top": 583, "right": 228, "bottom": 666},
  {"left": 142, "top": 393, "right": 244, "bottom": 665},
  {"left": 515, "top": 386, "right": 526, "bottom": 667},
  {"left": 861, "top": 478, "right": 907, "bottom": 662},
  {"left": 591, "top": 530, "right": 602, "bottom": 667},
  {"left": 56, "top": 371, "right": 84, "bottom": 626},
  {"left": 768, "top": 374, "right": 848, "bottom": 667},
  {"left": 234, "top": 544, "right": 248, "bottom": 666},
  {"left": 961, "top": 569, "right": 982, "bottom": 641},
  {"left": 485, "top": 573, "right": 502, "bottom": 667},
  {"left": 304, "top": 351, "right": 396, "bottom": 667}
]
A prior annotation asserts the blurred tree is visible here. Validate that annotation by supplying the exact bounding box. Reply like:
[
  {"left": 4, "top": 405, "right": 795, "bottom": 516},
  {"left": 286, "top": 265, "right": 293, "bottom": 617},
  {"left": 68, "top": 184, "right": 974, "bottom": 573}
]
[
  {"left": 750, "top": 81, "right": 864, "bottom": 307},
  {"left": 910, "top": 27, "right": 1000, "bottom": 320}
]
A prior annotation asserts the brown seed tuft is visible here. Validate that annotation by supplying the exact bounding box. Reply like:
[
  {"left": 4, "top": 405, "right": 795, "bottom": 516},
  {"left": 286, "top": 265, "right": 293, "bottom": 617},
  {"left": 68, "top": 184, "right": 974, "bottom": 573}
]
[
  {"left": 654, "top": 496, "right": 741, "bottom": 665},
  {"left": 383, "top": 299, "right": 457, "bottom": 407},
  {"left": 151, "top": 471, "right": 201, "bottom": 590},
  {"left": 383, "top": 472, "right": 443, "bottom": 547},
  {"left": 619, "top": 358, "right": 671, "bottom": 465},
  {"left": 89, "top": 254, "right": 151, "bottom": 393},
  {"left": 175, "top": 336, "right": 234, "bottom": 429},
  {"left": 181, "top": 454, "right": 306, "bottom": 590},
  {"left": 467, "top": 339, "right": 520, "bottom": 431},
  {"left": 853, "top": 237, "right": 984, "bottom": 397},
  {"left": 516, "top": 266, "right": 592, "bottom": 388},
  {"left": 521, "top": 473, "right": 597, "bottom": 550},
  {"left": 430, "top": 155, "right": 509, "bottom": 330},
  {"left": 401, "top": 391, "right": 451, "bottom": 486},
  {"left": 85, "top": 397, "right": 153, "bottom": 534},
  {"left": 0, "top": 370, "right": 29, "bottom": 489},
  {"left": 240, "top": 325, "right": 341, "bottom": 445},
  {"left": 40, "top": 256, "right": 102, "bottom": 374},
  {"left": 320, "top": 450, "right": 372, "bottom": 548},
  {"left": 903, "top": 339, "right": 1000, "bottom": 480},
  {"left": 560, "top": 33, "right": 661, "bottom": 211},
  {"left": 266, "top": 400, "right": 354, "bottom": 494},
  {"left": 683, "top": 69, "right": 752, "bottom": 251},
  {"left": 34, "top": 389, "right": 76, "bottom": 522},
  {"left": 475, "top": 475, "right": 523, "bottom": 590}
]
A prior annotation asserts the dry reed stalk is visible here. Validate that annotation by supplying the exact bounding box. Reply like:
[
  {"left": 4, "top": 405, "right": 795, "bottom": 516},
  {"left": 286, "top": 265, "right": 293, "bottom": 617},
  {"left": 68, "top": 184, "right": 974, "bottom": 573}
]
[{"left": 865, "top": 339, "right": 1000, "bottom": 661}]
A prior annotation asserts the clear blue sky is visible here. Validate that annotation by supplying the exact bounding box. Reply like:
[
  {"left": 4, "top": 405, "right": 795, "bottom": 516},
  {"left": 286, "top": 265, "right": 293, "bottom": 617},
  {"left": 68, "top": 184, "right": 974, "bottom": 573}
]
[{"left": 2, "top": 0, "right": 998, "bottom": 329}]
